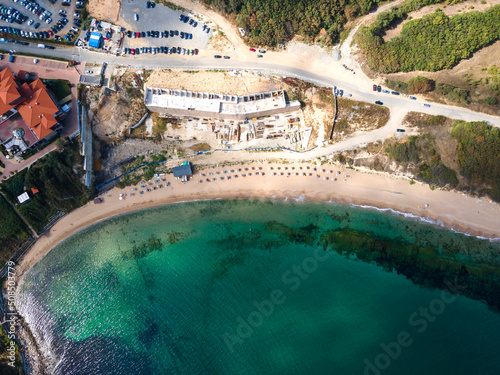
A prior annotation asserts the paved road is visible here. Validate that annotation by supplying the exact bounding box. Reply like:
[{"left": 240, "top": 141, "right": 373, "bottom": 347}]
[
  {"left": 6, "top": 42, "right": 499, "bottom": 128},
  {"left": 1, "top": 0, "right": 498, "bottom": 171}
]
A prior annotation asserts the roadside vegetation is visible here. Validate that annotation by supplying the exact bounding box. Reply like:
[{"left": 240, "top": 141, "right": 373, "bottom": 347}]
[
  {"left": 385, "top": 66, "right": 500, "bottom": 111},
  {"left": 0, "top": 141, "right": 92, "bottom": 233},
  {"left": 337, "top": 115, "right": 500, "bottom": 202},
  {"left": 356, "top": 3, "right": 499, "bottom": 73},
  {"left": 201, "top": 0, "right": 383, "bottom": 46}
]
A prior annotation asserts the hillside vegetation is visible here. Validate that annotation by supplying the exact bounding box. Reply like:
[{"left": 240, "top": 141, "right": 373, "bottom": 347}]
[
  {"left": 339, "top": 116, "right": 500, "bottom": 202},
  {"left": 1, "top": 142, "right": 91, "bottom": 232},
  {"left": 357, "top": 3, "right": 500, "bottom": 73},
  {"left": 451, "top": 120, "right": 500, "bottom": 200},
  {"left": 385, "top": 66, "right": 500, "bottom": 110},
  {"left": 0, "top": 194, "right": 30, "bottom": 262},
  {"left": 385, "top": 118, "right": 500, "bottom": 200},
  {"left": 201, "top": 0, "right": 383, "bottom": 46}
]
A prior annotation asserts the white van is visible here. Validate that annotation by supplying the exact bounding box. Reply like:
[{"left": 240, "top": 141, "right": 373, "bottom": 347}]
[{"left": 134, "top": 13, "right": 138, "bottom": 21}]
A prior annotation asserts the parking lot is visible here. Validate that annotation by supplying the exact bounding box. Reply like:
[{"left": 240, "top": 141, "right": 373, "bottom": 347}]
[
  {"left": 120, "top": 0, "right": 212, "bottom": 56},
  {"left": 0, "top": 0, "right": 80, "bottom": 43}
]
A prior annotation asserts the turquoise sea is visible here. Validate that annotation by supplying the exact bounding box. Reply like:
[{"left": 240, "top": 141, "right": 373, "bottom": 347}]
[{"left": 16, "top": 200, "right": 500, "bottom": 375}]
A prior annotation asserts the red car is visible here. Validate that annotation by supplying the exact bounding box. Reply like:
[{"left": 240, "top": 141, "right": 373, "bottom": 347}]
[
  {"left": 372, "top": 84, "right": 377, "bottom": 91},
  {"left": 249, "top": 48, "right": 256, "bottom": 52},
  {"left": 131, "top": 49, "right": 135, "bottom": 55},
  {"left": 194, "top": 48, "right": 199, "bottom": 55},
  {"left": 136, "top": 31, "right": 140, "bottom": 38}
]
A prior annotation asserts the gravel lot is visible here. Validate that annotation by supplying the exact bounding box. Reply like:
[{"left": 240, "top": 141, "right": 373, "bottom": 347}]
[{"left": 120, "top": 1, "right": 211, "bottom": 51}]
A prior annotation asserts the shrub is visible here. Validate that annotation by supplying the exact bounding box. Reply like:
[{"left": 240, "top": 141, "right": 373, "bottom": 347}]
[
  {"left": 436, "top": 83, "right": 470, "bottom": 104},
  {"left": 483, "top": 96, "right": 498, "bottom": 105},
  {"left": 385, "top": 136, "right": 420, "bottom": 163},
  {"left": 385, "top": 79, "right": 408, "bottom": 94},
  {"left": 451, "top": 121, "right": 500, "bottom": 189},
  {"left": 408, "top": 76, "right": 434, "bottom": 94}
]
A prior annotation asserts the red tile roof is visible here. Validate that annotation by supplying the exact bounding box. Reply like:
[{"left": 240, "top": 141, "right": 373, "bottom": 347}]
[
  {"left": 0, "top": 68, "right": 23, "bottom": 115},
  {"left": 0, "top": 68, "right": 60, "bottom": 140}
]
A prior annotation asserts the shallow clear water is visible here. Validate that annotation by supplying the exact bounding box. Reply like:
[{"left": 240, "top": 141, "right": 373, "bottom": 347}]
[{"left": 16, "top": 200, "right": 500, "bottom": 375}]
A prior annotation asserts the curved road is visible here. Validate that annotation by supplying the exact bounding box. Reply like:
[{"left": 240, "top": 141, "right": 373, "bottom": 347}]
[{"left": 2, "top": 0, "right": 499, "bottom": 163}]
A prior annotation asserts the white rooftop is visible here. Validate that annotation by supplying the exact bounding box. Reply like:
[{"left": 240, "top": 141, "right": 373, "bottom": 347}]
[
  {"left": 145, "top": 88, "right": 288, "bottom": 115},
  {"left": 17, "top": 192, "right": 30, "bottom": 204},
  {"left": 149, "top": 92, "right": 221, "bottom": 113}
]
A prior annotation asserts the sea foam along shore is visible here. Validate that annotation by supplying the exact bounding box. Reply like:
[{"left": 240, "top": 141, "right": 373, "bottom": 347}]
[
  {"left": 11, "top": 161, "right": 500, "bottom": 373},
  {"left": 15, "top": 161, "right": 500, "bottom": 282}
]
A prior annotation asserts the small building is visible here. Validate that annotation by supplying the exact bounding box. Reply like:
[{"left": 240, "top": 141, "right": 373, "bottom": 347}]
[
  {"left": 173, "top": 162, "right": 193, "bottom": 181},
  {"left": 17, "top": 192, "right": 30, "bottom": 204},
  {"left": 79, "top": 75, "right": 102, "bottom": 87},
  {"left": 88, "top": 32, "right": 103, "bottom": 48}
]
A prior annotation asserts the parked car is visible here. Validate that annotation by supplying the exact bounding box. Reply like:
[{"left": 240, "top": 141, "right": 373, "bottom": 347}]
[
  {"left": 409, "top": 96, "right": 417, "bottom": 100},
  {"left": 257, "top": 54, "right": 263, "bottom": 58},
  {"left": 249, "top": 48, "right": 256, "bottom": 52},
  {"left": 372, "top": 84, "right": 377, "bottom": 91},
  {"left": 214, "top": 55, "right": 222, "bottom": 58},
  {"left": 134, "top": 13, "right": 138, "bottom": 21},
  {"left": 223, "top": 56, "right": 230, "bottom": 59},
  {"left": 377, "top": 85, "right": 381, "bottom": 92},
  {"left": 375, "top": 101, "right": 383, "bottom": 105},
  {"left": 391, "top": 91, "right": 400, "bottom": 95},
  {"left": 423, "top": 104, "right": 431, "bottom": 107},
  {"left": 396, "top": 129, "right": 405, "bottom": 133}
]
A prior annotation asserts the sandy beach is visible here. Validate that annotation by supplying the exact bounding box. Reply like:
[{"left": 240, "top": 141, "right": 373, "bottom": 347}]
[{"left": 15, "top": 161, "right": 500, "bottom": 280}]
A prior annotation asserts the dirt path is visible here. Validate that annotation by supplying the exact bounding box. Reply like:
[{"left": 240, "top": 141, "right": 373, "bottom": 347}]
[
  {"left": 340, "top": 0, "right": 406, "bottom": 69},
  {"left": 384, "top": 0, "right": 499, "bottom": 41},
  {"left": 166, "top": 0, "right": 246, "bottom": 52}
]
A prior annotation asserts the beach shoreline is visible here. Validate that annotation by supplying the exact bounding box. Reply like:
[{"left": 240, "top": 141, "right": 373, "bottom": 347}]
[
  {"left": 15, "top": 162, "right": 500, "bottom": 281},
  {"left": 10, "top": 161, "right": 500, "bottom": 374}
]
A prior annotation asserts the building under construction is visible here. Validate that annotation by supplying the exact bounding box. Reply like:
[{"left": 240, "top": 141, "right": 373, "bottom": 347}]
[{"left": 144, "top": 88, "right": 300, "bottom": 120}]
